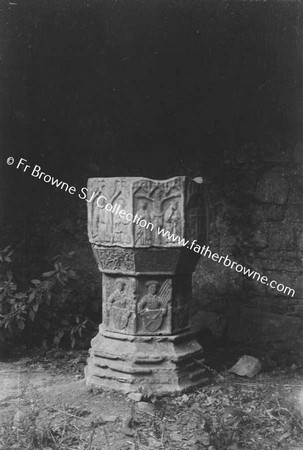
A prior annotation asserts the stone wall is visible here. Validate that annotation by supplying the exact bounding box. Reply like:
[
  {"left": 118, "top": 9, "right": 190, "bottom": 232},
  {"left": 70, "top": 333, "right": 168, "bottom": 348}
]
[{"left": 193, "top": 139, "right": 303, "bottom": 360}]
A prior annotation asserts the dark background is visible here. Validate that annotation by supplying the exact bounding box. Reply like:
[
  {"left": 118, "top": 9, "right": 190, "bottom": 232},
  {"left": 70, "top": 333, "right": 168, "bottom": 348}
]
[
  {"left": 0, "top": 0, "right": 303, "bottom": 357},
  {"left": 1, "top": 1, "right": 302, "bottom": 183}
]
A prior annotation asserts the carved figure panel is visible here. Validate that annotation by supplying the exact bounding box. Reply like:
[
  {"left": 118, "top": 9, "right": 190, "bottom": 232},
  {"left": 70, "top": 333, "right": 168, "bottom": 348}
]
[
  {"left": 88, "top": 178, "right": 132, "bottom": 246},
  {"left": 133, "top": 178, "right": 183, "bottom": 247},
  {"left": 137, "top": 279, "right": 172, "bottom": 335},
  {"left": 103, "top": 275, "right": 136, "bottom": 334}
]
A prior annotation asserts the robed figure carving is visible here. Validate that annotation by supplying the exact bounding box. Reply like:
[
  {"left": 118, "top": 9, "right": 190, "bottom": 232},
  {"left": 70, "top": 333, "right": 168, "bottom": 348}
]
[
  {"left": 137, "top": 280, "right": 171, "bottom": 333},
  {"left": 107, "top": 279, "right": 133, "bottom": 331}
]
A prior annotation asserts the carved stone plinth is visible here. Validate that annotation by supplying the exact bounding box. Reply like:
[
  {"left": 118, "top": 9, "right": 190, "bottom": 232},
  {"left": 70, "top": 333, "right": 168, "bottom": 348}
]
[{"left": 85, "top": 176, "right": 208, "bottom": 394}]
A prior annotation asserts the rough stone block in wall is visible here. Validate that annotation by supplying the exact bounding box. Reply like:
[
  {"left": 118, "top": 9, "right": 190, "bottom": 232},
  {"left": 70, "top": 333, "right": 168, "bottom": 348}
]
[
  {"left": 254, "top": 170, "right": 289, "bottom": 205},
  {"left": 268, "top": 224, "right": 295, "bottom": 251},
  {"left": 253, "top": 204, "right": 286, "bottom": 222},
  {"left": 293, "top": 142, "right": 303, "bottom": 165},
  {"left": 297, "top": 231, "right": 303, "bottom": 251},
  {"left": 227, "top": 308, "right": 303, "bottom": 345},
  {"left": 284, "top": 205, "right": 303, "bottom": 223},
  {"left": 252, "top": 252, "right": 299, "bottom": 272},
  {"left": 251, "top": 224, "right": 269, "bottom": 248},
  {"left": 288, "top": 177, "right": 303, "bottom": 204}
]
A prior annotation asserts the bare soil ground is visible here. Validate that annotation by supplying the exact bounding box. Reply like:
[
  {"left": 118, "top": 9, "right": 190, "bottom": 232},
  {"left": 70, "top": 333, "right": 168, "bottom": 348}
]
[{"left": 0, "top": 348, "right": 303, "bottom": 450}]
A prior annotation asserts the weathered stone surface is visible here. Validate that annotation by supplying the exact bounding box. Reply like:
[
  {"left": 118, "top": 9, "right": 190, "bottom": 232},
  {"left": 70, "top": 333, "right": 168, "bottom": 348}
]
[
  {"left": 85, "top": 176, "right": 208, "bottom": 394},
  {"left": 252, "top": 252, "right": 299, "bottom": 272},
  {"left": 284, "top": 205, "right": 303, "bottom": 223},
  {"left": 92, "top": 246, "right": 200, "bottom": 275},
  {"left": 253, "top": 204, "right": 286, "bottom": 222},
  {"left": 294, "top": 141, "right": 303, "bottom": 165},
  {"left": 87, "top": 176, "right": 207, "bottom": 247},
  {"left": 251, "top": 225, "right": 268, "bottom": 248},
  {"left": 127, "top": 392, "right": 143, "bottom": 402},
  {"left": 254, "top": 170, "right": 289, "bottom": 204},
  {"left": 268, "top": 224, "right": 295, "bottom": 250},
  {"left": 298, "top": 232, "right": 303, "bottom": 251},
  {"left": 101, "top": 273, "right": 192, "bottom": 335},
  {"left": 85, "top": 327, "right": 207, "bottom": 395},
  {"left": 229, "top": 355, "right": 261, "bottom": 378},
  {"left": 227, "top": 308, "right": 303, "bottom": 344},
  {"left": 136, "top": 402, "right": 155, "bottom": 414},
  {"left": 288, "top": 177, "right": 303, "bottom": 204}
]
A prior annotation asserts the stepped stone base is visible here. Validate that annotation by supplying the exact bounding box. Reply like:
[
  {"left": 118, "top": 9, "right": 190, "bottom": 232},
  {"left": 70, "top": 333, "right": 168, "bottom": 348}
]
[{"left": 85, "top": 326, "right": 208, "bottom": 395}]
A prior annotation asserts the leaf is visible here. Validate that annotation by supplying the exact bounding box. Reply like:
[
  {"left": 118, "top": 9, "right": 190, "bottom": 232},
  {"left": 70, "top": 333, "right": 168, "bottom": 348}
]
[
  {"left": 7, "top": 270, "right": 13, "bottom": 281},
  {"left": 29, "top": 310, "right": 35, "bottom": 321},
  {"left": 28, "top": 292, "right": 36, "bottom": 302},
  {"left": 33, "top": 304, "right": 39, "bottom": 312},
  {"left": 42, "top": 270, "right": 57, "bottom": 278},
  {"left": 17, "top": 319, "right": 25, "bottom": 330},
  {"left": 61, "top": 319, "right": 70, "bottom": 326},
  {"left": 58, "top": 329, "right": 65, "bottom": 338},
  {"left": 53, "top": 335, "right": 61, "bottom": 346},
  {"left": 68, "top": 269, "right": 77, "bottom": 278},
  {"left": 15, "top": 292, "right": 26, "bottom": 300},
  {"left": 31, "top": 279, "right": 41, "bottom": 285},
  {"left": 41, "top": 320, "right": 50, "bottom": 330}
]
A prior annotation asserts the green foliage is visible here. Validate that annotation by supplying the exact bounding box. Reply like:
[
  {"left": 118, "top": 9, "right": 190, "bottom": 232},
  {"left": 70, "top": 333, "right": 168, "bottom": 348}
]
[{"left": 0, "top": 246, "right": 98, "bottom": 350}]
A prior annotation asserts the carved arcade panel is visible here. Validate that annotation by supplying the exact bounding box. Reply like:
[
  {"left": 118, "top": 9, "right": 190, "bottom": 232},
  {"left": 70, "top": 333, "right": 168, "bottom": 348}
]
[
  {"left": 102, "top": 275, "right": 172, "bottom": 335},
  {"left": 88, "top": 178, "right": 133, "bottom": 246},
  {"left": 88, "top": 177, "right": 206, "bottom": 248},
  {"left": 103, "top": 275, "right": 137, "bottom": 335},
  {"left": 133, "top": 177, "right": 183, "bottom": 246}
]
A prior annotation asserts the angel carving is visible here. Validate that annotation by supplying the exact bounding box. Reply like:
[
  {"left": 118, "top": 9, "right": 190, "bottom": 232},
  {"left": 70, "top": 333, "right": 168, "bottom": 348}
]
[{"left": 137, "top": 280, "right": 171, "bottom": 333}]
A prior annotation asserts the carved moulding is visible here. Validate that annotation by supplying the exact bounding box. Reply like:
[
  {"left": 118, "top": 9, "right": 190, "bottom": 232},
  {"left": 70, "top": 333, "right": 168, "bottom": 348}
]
[{"left": 92, "top": 246, "right": 200, "bottom": 275}]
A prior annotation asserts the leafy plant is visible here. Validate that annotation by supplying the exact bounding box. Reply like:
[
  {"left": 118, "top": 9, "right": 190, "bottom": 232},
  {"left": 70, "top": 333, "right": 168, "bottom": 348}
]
[{"left": 0, "top": 246, "right": 98, "bottom": 350}]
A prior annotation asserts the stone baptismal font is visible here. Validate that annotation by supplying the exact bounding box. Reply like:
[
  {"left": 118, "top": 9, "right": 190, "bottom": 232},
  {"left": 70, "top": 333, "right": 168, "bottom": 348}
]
[{"left": 85, "top": 176, "right": 208, "bottom": 394}]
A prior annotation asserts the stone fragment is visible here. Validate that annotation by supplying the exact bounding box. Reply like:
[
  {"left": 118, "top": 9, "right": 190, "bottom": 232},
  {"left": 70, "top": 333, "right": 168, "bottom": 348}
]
[
  {"left": 100, "top": 414, "right": 118, "bottom": 423},
  {"left": 128, "top": 392, "right": 143, "bottom": 402},
  {"left": 136, "top": 401, "right": 155, "bottom": 414},
  {"left": 229, "top": 355, "right": 261, "bottom": 378}
]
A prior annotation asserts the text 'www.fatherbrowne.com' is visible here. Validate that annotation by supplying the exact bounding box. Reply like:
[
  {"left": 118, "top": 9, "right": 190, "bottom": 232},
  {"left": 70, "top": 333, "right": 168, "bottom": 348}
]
[
  {"left": 7, "top": 157, "right": 295, "bottom": 298},
  {"left": 157, "top": 227, "right": 296, "bottom": 298}
]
